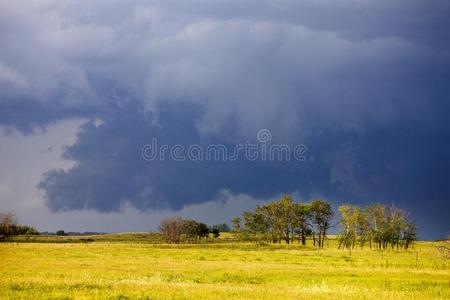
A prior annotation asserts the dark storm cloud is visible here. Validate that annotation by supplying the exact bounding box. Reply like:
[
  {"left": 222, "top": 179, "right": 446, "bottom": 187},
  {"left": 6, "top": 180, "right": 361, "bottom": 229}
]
[
  {"left": 0, "top": 97, "right": 98, "bottom": 134},
  {"left": 37, "top": 102, "right": 320, "bottom": 212},
  {"left": 37, "top": 101, "right": 450, "bottom": 238},
  {"left": 1, "top": 1, "right": 449, "bottom": 238}
]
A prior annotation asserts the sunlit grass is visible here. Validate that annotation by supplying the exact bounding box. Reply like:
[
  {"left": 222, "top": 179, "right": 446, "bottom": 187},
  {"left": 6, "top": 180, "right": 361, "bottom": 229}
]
[{"left": 0, "top": 240, "right": 448, "bottom": 299}]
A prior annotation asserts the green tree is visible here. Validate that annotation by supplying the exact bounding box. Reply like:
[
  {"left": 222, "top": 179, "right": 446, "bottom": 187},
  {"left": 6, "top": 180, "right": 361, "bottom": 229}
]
[
  {"left": 338, "top": 204, "right": 359, "bottom": 250},
  {"left": 56, "top": 230, "right": 66, "bottom": 236},
  {"left": 292, "top": 203, "right": 311, "bottom": 245},
  {"left": 231, "top": 217, "right": 241, "bottom": 232},
  {"left": 402, "top": 222, "right": 416, "bottom": 250},
  {"left": 367, "top": 203, "right": 388, "bottom": 249},
  {"left": 356, "top": 208, "right": 371, "bottom": 249},
  {"left": 242, "top": 208, "right": 270, "bottom": 244},
  {"left": 311, "top": 199, "right": 334, "bottom": 248},
  {"left": 211, "top": 228, "right": 220, "bottom": 238},
  {"left": 265, "top": 195, "right": 295, "bottom": 244},
  {"left": 211, "top": 223, "right": 230, "bottom": 232}
]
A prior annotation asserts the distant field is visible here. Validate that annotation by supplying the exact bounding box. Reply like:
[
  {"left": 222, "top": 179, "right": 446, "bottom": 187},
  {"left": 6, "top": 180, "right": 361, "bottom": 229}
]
[
  {"left": 9, "top": 232, "right": 166, "bottom": 244},
  {"left": 0, "top": 238, "right": 449, "bottom": 299}
]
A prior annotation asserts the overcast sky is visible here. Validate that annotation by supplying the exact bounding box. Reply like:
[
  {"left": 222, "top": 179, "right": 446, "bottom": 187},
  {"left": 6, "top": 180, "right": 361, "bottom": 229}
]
[{"left": 0, "top": 0, "right": 449, "bottom": 239}]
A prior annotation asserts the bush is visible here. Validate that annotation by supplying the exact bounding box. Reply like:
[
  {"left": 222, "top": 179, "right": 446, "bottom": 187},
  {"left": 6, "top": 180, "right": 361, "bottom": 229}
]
[{"left": 159, "top": 217, "right": 209, "bottom": 244}]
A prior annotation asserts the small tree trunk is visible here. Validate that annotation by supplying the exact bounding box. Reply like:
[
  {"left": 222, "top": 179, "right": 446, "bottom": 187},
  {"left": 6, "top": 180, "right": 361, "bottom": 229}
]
[{"left": 301, "top": 231, "right": 306, "bottom": 246}]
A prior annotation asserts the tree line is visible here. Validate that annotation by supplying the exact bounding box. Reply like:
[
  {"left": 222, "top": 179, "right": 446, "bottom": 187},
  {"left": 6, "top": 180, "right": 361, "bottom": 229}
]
[
  {"left": 229, "top": 195, "right": 417, "bottom": 249},
  {"left": 338, "top": 203, "right": 416, "bottom": 250},
  {"left": 231, "top": 196, "right": 333, "bottom": 247},
  {"left": 3, "top": 197, "right": 417, "bottom": 250},
  {"left": 0, "top": 212, "right": 38, "bottom": 241}
]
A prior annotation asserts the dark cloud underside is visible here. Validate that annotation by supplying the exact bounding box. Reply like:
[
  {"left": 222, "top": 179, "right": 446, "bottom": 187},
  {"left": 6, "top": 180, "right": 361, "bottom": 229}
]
[{"left": 0, "top": 0, "right": 449, "bottom": 238}]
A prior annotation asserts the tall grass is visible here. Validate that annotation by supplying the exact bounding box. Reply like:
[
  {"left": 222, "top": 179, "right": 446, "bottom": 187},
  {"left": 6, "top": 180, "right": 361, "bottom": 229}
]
[{"left": 0, "top": 239, "right": 448, "bottom": 299}]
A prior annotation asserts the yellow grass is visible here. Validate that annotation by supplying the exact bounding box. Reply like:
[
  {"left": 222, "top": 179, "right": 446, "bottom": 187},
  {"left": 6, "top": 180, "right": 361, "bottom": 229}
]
[{"left": 0, "top": 240, "right": 449, "bottom": 299}]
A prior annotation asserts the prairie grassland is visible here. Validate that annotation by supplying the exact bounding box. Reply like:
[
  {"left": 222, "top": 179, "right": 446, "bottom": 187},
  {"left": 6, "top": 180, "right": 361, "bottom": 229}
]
[{"left": 0, "top": 240, "right": 448, "bottom": 299}]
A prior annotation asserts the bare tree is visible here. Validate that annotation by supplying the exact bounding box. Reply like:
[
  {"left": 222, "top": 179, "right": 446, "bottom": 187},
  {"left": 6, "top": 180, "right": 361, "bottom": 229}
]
[
  {"left": 159, "top": 217, "right": 209, "bottom": 244},
  {"left": 159, "top": 217, "right": 186, "bottom": 244},
  {"left": 0, "top": 212, "right": 17, "bottom": 241}
]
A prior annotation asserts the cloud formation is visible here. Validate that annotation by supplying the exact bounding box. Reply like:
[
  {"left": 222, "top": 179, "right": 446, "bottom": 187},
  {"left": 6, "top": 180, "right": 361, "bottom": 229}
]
[{"left": 1, "top": 0, "right": 449, "bottom": 238}]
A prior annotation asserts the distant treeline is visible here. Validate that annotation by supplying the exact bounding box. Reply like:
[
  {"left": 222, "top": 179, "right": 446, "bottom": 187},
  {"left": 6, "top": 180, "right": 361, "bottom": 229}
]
[
  {"left": 230, "top": 195, "right": 417, "bottom": 250},
  {"left": 0, "top": 212, "right": 38, "bottom": 241},
  {"left": 40, "top": 231, "right": 108, "bottom": 236},
  {"left": 2, "top": 197, "right": 417, "bottom": 251}
]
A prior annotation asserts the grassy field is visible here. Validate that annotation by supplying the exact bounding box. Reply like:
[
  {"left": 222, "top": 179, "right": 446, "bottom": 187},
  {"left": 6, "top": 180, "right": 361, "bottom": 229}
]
[
  {"left": 0, "top": 238, "right": 449, "bottom": 299},
  {"left": 8, "top": 232, "right": 165, "bottom": 244}
]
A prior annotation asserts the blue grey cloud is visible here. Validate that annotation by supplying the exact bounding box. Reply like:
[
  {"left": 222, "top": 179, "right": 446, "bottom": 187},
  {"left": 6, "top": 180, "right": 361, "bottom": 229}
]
[{"left": 1, "top": 0, "right": 449, "bottom": 238}]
